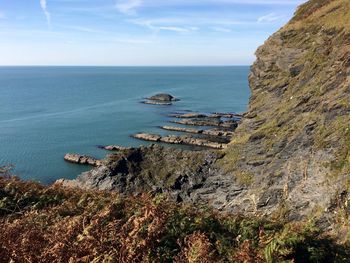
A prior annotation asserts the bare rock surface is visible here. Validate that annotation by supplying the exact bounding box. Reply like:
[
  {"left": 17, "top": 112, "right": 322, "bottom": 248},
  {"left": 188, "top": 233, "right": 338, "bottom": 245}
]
[
  {"left": 132, "top": 133, "right": 228, "bottom": 149},
  {"left": 64, "top": 154, "right": 102, "bottom": 167}
]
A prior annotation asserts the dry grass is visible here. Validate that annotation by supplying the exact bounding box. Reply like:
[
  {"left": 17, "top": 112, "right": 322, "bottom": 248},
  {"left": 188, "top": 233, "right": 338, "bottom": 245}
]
[{"left": 0, "top": 174, "right": 349, "bottom": 262}]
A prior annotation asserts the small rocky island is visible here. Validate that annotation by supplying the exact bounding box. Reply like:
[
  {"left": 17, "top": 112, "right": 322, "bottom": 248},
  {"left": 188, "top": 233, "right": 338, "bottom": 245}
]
[{"left": 142, "top": 93, "right": 180, "bottom": 105}]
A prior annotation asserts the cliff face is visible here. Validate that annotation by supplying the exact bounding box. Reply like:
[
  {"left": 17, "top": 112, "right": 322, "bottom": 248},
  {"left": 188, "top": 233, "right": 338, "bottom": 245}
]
[{"left": 220, "top": 0, "right": 350, "bottom": 223}]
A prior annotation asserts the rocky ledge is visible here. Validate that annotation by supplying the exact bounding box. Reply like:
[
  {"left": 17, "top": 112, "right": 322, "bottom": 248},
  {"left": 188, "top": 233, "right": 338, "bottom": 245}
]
[
  {"left": 98, "top": 145, "right": 134, "bottom": 151},
  {"left": 132, "top": 133, "right": 228, "bottom": 149},
  {"left": 160, "top": 126, "right": 234, "bottom": 137},
  {"left": 64, "top": 153, "right": 102, "bottom": 167},
  {"left": 171, "top": 118, "right": 238, "bottom": 129}
]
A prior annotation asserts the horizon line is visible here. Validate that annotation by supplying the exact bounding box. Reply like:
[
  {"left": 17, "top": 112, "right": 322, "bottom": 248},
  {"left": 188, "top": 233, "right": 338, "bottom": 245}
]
[{"left": 0, "top": 64, "right": 251, "bottom": 67}]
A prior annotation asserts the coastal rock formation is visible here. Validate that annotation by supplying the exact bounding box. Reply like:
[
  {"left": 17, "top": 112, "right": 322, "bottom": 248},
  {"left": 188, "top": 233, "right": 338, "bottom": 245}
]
[
  {"left": 143, "top": 93, "right": 179, "bottom": 105},
  {"left": 58, "top": 145, "right": 222, "bottom": 198},
  {"left": 171, "top": 118, "right": 238, "bottom": 129},
  {"left": 99, "top": 145, "right": 134, "bottom": 151},
  {"left": 170, "top": 113, "right": 209, "bottom": 118},
  {"left": 171, "top": 112, "right": 243, "bottom": 119},
  {"left": 160, "top": 126, "right": 234, "bottom": 137},
  {"left": 132, "top": 133, "right": 228, "bottom": 149},
  {"left": 59, "top": 0, "right": 350, "bottom": 236},
  {"left": 218, "top": 0, "right": 350, "bottom": 222},
  {"left": 148, "top": 93, "right": 179, "bottom": 102},
  {"left": 64, "top": 153, "right": 102, "bottom": 167}
]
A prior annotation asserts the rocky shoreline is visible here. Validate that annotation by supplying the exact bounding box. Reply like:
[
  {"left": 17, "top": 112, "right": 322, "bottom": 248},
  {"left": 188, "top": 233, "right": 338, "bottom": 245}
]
[
  {"left": 62, "top": 93, "right": 241, "bottom": 166},
  {"left": 59, "top": 93, "right": 244, "bottom": 206}
]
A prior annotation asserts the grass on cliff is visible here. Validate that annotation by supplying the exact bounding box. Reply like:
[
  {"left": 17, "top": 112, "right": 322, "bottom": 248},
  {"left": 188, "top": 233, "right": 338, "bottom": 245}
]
[{"left": 1, "top": 168, "right": 350, "bottom": 262}]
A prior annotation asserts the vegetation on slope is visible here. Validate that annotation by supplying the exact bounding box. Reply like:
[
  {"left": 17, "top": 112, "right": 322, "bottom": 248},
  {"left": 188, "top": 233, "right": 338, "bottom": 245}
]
[
  {"left": 217, "top": 0, "right": 350, "bottom": 222},
  {"left": 0, "top": 170, "right": 349, "bottom": 262}
]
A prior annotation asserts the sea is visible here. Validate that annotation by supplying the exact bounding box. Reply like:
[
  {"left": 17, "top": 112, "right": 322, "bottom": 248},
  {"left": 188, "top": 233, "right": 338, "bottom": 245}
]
[{"left": 0, "top": 66, "right": 251, "bottom": 184}]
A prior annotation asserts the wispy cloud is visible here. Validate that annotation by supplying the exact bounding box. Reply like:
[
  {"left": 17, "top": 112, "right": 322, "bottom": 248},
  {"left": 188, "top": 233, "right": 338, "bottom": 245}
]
[
  {"left": 131, "top": 19, "right": 199, "bottom": 33},
  {"left": 115, "top": 0, "right": 143, "bottom": 15},
  {"left": 67, "top": 26, "right": 105, "bottom": 34},
  {"left": 40, "top": 0, "right": 51, "bottom": 28},
  {"left": 257, "top": 13, "right": 284, "bottom": 23}
]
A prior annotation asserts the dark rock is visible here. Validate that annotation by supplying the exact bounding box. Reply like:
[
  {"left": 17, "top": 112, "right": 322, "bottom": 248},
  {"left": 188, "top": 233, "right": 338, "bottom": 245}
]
[
  {"left": 148, "top": 93, "right": 179, "bottom": 102},
  {"left": 289, "top": 64, "right": 304, "bottom": 77}
]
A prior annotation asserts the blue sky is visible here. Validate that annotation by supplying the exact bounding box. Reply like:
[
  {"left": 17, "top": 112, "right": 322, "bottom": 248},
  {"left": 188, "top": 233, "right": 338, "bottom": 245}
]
[{"left": 0, "top": 0, "right": 306, "bottom": 66}]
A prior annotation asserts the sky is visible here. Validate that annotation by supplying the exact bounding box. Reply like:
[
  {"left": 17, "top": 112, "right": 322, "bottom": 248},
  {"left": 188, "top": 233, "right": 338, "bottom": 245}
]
[{"left": 0, "top": 0, "right": 306, "bottom": 66}]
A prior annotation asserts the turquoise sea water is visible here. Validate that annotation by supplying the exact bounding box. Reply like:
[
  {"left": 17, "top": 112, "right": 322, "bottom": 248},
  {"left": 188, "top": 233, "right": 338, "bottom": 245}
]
[{"left": 0, "top": 66, "right": 250, "bottom": 184}]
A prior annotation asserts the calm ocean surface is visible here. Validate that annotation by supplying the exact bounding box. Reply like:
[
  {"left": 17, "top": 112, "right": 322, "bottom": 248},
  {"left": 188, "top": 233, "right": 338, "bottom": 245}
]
[{"left": 0, "top": 66, "right": 250, "bottom": 183}]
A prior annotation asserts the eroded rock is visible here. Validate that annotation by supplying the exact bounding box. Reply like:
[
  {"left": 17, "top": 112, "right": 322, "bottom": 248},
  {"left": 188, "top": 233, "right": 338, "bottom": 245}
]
[{"left": 64, "top": 154, "right": 102, "bottom": 167}]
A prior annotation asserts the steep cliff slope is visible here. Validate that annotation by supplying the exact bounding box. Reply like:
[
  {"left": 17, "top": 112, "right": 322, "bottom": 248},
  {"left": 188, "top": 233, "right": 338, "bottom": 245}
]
[{"left": 220, "top": 0, "right": 350, "bottom": 223}]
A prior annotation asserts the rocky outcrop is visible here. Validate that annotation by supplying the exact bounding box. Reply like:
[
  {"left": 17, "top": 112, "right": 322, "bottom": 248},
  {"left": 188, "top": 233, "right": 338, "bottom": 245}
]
[
  {"left": 64, "top": 154, "right": 102, "bottom": 167},
  {"left": 132, "top": 133, "right": 228, "bottom": 149},
  {"left": 171, "top": 118, "right": 238, "bottom": 129},
  {"left": 58, "top": 145, "right": 223, "bottom": 200},
  {"left": 99, "top": 145, "right": 134, "bottom": 151},
  {"left": 160, "top": 126, "right": 234, "bottom": 137},
  {"left": 148, "top": 93, "right": 179, "bottom": 102},
  {"left": 170, "top": 113, "right": 211, "bottom": 119},
  {"left": 143, "top": 93, "right": 179, "bottom": 105}
]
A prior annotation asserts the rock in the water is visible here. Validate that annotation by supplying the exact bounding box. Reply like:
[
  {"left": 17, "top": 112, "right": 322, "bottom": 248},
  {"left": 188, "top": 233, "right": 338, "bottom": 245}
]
[
  {"left": 148, "top": 93, "right": 179, "bottom": 102},
  {"left": 99, "top": 145, "right": 134, "bottom": 151},
  {"left": 161, "top": 126, "right": 234, "bottom": 137},
  {"left": 171, "top": 118, "right": 238, "bottom": 129},
  {"left": 142, "top": 100, "right": 173, "bottom": 105},
  {"left": 132, "top": 133, "right": 228, "bottom": 149},
  {"left": 64, "top": 153, "right": 102, "bottom": 167},
  {"left": 170, "top": 113, "right": 208, "bottom": 118}
]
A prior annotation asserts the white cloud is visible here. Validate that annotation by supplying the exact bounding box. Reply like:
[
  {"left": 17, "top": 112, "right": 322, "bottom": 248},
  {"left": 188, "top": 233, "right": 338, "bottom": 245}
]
[
  {"left": 158, "top": 26, "right": 198, "bottom": 33},
  {"left": 257, "top": 13, "right": 284, "bottom": 23},
  {"left": 131, "top": 19, "right": 199, "bottom": 34},
  {"left": 40, "top": 0, "right": 51, "bottom": 28},
  {"left": 115, "top": 0, "right": 143, "bottom": 15}
]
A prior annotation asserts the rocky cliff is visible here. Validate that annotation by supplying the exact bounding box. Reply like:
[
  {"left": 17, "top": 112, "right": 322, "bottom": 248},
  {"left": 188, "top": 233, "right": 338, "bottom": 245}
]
[
  {"left": 59, "top": 0, "right": 350, "bottom": 235},
  {"left": 220, "top": 0, "right": 350, "bottom": 228}
]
